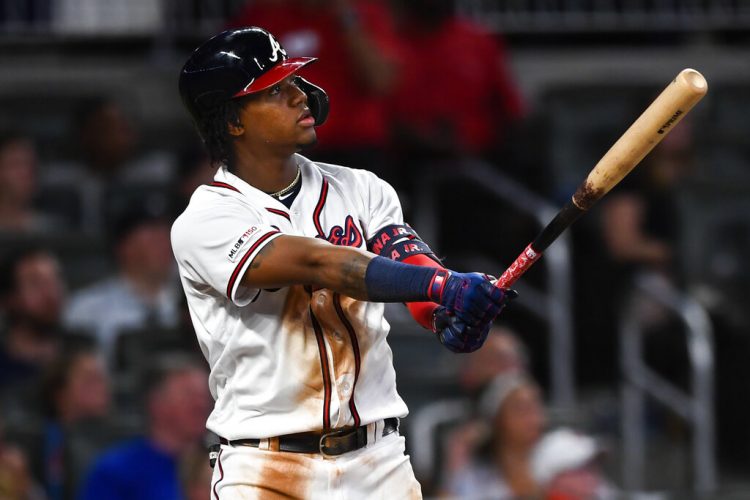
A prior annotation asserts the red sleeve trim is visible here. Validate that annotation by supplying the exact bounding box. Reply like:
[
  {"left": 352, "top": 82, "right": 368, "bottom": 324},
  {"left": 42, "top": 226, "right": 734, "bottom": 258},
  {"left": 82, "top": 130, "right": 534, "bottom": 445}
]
[
  {"left": 265, "top": 207, "right": 291, "bottom": 221},
  {"left": 226, "top": 231, "right": 280, "bottom": 300},
  {"left": 210, "top": 181, "right": 241, "bottom": 193}
]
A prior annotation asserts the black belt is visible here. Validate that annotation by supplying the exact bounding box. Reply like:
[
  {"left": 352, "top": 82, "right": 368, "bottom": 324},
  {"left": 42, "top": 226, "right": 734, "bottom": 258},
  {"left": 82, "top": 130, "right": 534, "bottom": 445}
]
[{"left": 217, "top": 417, "right": 399, "bottom": 458}]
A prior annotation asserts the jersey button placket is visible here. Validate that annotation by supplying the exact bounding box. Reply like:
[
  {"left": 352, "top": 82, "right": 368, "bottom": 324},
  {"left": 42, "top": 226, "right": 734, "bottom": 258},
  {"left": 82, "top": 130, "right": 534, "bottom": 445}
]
[{"left": 337, "top": 374, "right": 353, "bottom": 397}]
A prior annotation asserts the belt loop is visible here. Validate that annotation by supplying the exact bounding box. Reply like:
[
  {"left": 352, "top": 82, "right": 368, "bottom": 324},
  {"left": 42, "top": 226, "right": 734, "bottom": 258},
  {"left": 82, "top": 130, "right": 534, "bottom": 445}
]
[
  {"left": 268, "top": 437, "right": 280, "bottom": 452},
  {"left": 367, "top": 421, "right": 377, "bottom": 444},
  {"left": 258, "top": 438, "right": 270, "bottom": 450}
]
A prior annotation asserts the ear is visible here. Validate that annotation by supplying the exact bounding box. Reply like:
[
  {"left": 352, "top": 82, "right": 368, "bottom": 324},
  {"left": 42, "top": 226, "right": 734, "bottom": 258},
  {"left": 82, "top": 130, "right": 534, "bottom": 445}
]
[{"left": 227, "top": 117, "right": 244, "bottom": 137}]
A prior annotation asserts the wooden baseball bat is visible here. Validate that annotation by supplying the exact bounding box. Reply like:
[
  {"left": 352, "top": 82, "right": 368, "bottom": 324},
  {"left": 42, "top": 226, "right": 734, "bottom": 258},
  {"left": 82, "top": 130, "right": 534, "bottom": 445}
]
[{"left": 496, "top": 68, "right": 708, "bottom": 288}]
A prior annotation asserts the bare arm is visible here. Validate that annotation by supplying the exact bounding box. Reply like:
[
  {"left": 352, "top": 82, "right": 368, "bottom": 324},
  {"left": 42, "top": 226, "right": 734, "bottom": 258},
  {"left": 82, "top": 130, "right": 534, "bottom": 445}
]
[
  {"left": 240, "top": 235, "right": 374, "bottom": 300},
  {"left": 601, "top": 194, "right": 672, "bottom": 265},
  {"left": 333, "top": 0, "right": 398, "bottom": 95}
]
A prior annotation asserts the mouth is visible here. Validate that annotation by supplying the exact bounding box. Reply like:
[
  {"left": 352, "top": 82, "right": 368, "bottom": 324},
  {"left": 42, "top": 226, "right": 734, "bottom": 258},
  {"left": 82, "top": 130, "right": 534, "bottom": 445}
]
[{"left": 297, "top": 109, "right": 315, "bottom": 126}]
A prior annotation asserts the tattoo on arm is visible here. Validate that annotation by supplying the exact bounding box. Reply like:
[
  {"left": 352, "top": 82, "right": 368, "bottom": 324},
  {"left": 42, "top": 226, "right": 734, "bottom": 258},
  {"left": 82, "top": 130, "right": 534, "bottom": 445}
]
[
  {"left": 336, "top": 252, "right": 371, "bottom": 299},
  {"left": 242, "top": 236, "right": 372, "bottom": 298}
]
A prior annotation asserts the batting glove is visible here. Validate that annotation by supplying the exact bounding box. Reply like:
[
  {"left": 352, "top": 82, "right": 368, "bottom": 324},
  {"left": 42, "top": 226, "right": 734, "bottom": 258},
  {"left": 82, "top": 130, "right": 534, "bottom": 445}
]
[
  {"left": 431, "top": 272, "right": 513, "bottom": 327},
  {"left": 432, "top": 288, "right": 518, "bottom": 353}
]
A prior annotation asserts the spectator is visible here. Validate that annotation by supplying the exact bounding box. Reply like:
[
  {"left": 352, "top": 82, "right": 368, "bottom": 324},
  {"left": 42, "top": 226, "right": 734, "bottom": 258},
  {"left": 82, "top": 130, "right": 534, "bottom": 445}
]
[
  {"left": 38, "top": 342, "right": 110, "bottom": 499},
  {"left": 531, "top": 428, "right": 617, "bottom": 500},
  {"left": 459, "top": 326, "right": 529, "bottom": 396},
  {"left": 179, "top": 447, "right": 213, "bottom": 500},
  {"left": 228, "top": 0, "right": 402, "bottom": 183},
  {"left": 599, "top": 126, "right": 690, "bottom": 282},
  {"left": 0, "top": 246, "right": 67, "bottom": 393},
  {"left": 169, "top": 142, "right": 214, "bottom": 221},
  {"left": 442, "top": 374, "right": 546, "bottom": 499},
  {"left": 596, "top": 121, "right": 750, "bottom": 468},
  {"left": 571, "top": 121, "right": 694, "bottom": 390},
  {"left": 0, "top": 415, "right": 46, "bottom": 500},
  {"left": 40, "top": 97, "right": 173, "bottom": 233},
  {"left": 389, "top": 0, "right": 531, "bottom": 261},
  {"left": 390, "top": 0, "right": 523, "bottom": 161},
  {"left": 0, "top": 132, "right": 59, "bottom": 234},
  {"left": 78, "top": 355, "right": 210, "bottom": 500},
  {"left": 64, "top": 201, "right": 179, "bottom": 362}
]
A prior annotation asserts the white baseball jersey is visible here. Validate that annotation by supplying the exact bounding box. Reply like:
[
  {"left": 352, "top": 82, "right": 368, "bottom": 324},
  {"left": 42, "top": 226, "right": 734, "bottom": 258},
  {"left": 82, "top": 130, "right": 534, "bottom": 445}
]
[{"left": 171, "top": 154, "right": 409, "bottom": 440}]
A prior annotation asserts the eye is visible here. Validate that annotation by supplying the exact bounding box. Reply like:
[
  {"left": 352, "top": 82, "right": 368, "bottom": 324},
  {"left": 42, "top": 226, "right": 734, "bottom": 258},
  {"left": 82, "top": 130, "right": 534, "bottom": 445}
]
[{"left": 269, "top": 84, "right": 282, "bottom": 95}]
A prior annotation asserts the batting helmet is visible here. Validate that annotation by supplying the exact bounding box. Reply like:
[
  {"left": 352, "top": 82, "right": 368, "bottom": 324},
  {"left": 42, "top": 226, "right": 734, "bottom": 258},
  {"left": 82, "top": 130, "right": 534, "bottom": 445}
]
[{"left": 178, "top": 27, "right": 329, "bottom": 127}]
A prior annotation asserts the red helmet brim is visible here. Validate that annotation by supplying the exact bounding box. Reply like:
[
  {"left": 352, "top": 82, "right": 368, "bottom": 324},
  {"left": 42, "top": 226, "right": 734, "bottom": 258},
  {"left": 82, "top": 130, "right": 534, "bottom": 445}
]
[{"left": 232, "top": 57, "right": 317, "bottom": 97}]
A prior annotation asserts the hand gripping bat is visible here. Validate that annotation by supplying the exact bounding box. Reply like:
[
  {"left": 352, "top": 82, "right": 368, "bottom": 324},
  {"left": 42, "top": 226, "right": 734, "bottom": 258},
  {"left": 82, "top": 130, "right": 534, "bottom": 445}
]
[{"left": 495, "top": 68, "right": 708, "bottom": 288}]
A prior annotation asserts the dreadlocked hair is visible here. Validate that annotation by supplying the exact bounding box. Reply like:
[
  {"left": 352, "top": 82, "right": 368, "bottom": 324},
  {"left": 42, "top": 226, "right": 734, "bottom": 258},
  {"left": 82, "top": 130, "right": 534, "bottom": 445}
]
[{"left": 195, "top": 97, "right": 247, "bottom": 167}]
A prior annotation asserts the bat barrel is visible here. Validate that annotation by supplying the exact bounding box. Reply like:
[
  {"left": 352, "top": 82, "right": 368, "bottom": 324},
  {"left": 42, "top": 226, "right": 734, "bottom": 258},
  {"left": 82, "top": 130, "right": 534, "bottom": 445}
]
[
  {"left": 571, "top": 68, "right": 708, "bottom": 211},
  {"left": 679, "top": 68, "right": 708, "bottom": 95}
]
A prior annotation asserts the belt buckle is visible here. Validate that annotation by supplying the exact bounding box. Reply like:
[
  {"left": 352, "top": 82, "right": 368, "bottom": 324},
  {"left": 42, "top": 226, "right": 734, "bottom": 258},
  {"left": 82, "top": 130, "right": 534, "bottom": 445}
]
[{"left": 318, "top": 428, "right": 348, "bottom": 458}]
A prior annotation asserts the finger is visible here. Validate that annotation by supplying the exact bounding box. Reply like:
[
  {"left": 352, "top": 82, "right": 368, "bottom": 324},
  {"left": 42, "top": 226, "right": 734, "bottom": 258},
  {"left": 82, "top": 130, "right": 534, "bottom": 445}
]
[
  {"left": 478, "top": 309, "right": 501, "bottom": 326},
  {"left": 455, "top": 303, "right": 484, "bottom": 326},
  {"left": 466, "top": 299, "right": 498, "bottom": 318},
  {"left": 445, "top": 330, "right": 466, "bottom": 352},
  {"left": 476, "top": 302, "right": 503, "bottom": 324},
  {"left": 481, "top": 282, "right": 514, "bottom": 307}
]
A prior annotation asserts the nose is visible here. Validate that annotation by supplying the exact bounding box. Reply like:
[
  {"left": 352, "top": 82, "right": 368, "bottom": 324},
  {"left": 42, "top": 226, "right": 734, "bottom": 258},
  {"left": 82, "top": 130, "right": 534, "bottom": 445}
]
[{"left": 289, "top": 81, "right": 307, "bottom": 107}]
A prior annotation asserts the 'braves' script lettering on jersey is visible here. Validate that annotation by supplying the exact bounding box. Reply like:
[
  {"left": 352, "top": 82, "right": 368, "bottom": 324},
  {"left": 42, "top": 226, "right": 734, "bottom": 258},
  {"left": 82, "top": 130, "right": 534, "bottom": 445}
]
[{"left": 321, "top": 215, "right": 363, "bottom": 248}]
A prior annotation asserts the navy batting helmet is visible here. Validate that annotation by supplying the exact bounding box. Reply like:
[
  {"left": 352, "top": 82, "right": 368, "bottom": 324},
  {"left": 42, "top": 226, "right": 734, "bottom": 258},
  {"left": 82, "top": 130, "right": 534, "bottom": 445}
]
[{"left": 179, "top": 27, "right": 329, "bottom": 127}]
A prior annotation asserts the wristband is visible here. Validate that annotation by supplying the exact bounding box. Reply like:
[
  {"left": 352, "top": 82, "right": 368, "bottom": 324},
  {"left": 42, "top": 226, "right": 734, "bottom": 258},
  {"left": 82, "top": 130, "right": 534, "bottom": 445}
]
[
  {"left": 364, "top": 256, "right": 440, "bottom": 303},
  {"left": 427, "top": 269, "right": 450, "bottom": 302}
]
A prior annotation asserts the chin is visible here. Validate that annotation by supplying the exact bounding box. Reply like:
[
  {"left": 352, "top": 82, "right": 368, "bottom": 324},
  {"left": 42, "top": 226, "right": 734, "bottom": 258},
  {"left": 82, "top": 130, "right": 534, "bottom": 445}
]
[{"left": 296, "top": 136, "right": 318, "bottom": 151}]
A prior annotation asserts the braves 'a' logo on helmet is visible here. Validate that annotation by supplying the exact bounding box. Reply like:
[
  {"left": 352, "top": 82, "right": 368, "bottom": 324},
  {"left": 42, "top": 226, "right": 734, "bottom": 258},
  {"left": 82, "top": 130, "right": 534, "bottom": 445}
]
[{"left": 268, "top": 33, "right": 287, "bottom": 62}]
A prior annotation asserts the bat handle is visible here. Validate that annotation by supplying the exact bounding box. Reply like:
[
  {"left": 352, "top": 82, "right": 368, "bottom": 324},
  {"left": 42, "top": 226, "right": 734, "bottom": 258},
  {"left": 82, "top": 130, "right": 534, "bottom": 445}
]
[{"left": 495, "top": 244, "right": 543, "bottom": 288}]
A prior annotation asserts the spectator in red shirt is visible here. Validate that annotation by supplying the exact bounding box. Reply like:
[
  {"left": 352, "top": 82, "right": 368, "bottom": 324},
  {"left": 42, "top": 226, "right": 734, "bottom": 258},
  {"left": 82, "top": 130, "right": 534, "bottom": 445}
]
[
  {"left": 391, "top": 0, "right": 524, "bottom": 160},
  {"left": 229, "top": 0, "right": 402, "bottom": 181}
]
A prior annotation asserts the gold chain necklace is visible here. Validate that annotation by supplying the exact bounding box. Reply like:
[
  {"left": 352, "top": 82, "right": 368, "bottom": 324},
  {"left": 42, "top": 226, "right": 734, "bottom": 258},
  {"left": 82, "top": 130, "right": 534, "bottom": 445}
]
[{"left": 270, "top": 166, "right": 301, "bottom": 198}]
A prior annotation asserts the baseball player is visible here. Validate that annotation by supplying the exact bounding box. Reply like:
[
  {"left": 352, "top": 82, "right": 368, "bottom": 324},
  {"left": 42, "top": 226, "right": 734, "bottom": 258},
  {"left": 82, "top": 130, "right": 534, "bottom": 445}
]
[{"left": 172, "top": 27, "right": 517, "bottom": 499}]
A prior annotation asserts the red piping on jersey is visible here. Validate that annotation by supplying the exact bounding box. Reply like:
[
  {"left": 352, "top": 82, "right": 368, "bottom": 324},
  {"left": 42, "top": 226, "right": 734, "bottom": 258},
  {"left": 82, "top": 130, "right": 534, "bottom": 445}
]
[
  {"left": 210, "top": 181, "right": 241, "bottom": 193},
  {"left": 310, "top": 308, "right": 333, "bottom": 430},
  {"left": 226, "top": 231, "right": 280, "bottom": 300},
  {"left": 265, "top": 207, "right": 291, "bottom": 221},
  {"left": 212, "top": 448, "right": 224, "bottom": 499},
  {"left": 312, "top": 178, "right": 329, "bottom": 237},
  {"left": 333, "top": 293, "right": 362, "bottom": 427}
]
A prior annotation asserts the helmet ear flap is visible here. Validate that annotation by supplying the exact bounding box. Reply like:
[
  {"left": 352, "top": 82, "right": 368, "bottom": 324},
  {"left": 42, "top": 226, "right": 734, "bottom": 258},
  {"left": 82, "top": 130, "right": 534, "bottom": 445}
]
[{"left": 296, "top": 77, "right": 329, "bottom": 126}]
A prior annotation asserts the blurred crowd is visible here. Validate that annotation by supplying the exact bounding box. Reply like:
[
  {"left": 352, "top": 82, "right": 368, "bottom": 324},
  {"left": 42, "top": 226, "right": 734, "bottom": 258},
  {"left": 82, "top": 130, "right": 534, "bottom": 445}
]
[{"left": 0, "top": 0, "right": 748, "bottom": 499}]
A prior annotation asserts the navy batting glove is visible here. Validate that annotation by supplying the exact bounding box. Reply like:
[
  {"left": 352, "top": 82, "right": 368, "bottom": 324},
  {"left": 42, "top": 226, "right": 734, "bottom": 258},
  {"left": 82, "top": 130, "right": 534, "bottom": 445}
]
[
  {"left": 431, "top": 272, "right": 513, "bottom": 327},
  {"left": 432, "top": 308, "right": 491, "bottom": 353},
  {"left": 432, "top": 289, "right": 518, "bottom": 353}
]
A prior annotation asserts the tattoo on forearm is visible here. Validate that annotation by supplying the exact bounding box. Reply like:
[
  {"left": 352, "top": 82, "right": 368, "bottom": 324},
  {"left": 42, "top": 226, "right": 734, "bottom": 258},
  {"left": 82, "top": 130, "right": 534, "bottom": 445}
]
[{"left": 338, "top": 252, "right": 370, "bottom": 299}]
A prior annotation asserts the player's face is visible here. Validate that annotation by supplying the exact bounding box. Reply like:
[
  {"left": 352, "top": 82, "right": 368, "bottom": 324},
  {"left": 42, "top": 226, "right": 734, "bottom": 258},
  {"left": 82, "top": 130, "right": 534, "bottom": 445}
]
[{"left": 235, "top": 75, "right": 317, "bottom": 153}]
